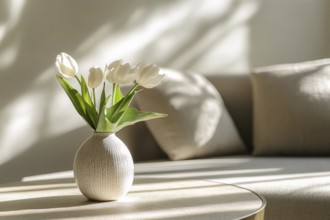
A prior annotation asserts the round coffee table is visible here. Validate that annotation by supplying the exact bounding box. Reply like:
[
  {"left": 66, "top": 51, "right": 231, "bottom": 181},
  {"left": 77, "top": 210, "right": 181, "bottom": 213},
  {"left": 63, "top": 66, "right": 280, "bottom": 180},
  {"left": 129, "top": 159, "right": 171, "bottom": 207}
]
[{"left": 0, "top": 172, "right": 266, "bottom": 220}]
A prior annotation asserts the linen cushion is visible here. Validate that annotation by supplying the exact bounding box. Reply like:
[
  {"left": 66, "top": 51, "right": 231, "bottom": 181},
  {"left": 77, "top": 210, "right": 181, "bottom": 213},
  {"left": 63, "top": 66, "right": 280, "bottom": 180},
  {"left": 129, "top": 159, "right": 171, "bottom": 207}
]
[
  {"left": 136, "top": 69, "right": 246, "bottom": 160},
  {"left": 252, "top": 58, "right": 330, "bottom": 155}
]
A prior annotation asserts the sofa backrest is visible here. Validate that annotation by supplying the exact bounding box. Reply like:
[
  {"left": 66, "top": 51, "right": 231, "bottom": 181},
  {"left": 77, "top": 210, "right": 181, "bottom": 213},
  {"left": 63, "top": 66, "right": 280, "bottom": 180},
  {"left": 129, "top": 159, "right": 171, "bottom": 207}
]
[{"left": 206, "top": 74, "right": 252, "bottom": 151}]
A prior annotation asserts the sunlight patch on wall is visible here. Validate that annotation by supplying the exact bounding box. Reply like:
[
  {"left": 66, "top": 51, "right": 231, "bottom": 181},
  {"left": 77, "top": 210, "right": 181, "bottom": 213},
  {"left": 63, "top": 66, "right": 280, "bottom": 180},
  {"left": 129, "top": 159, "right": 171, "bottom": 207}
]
[
  {"left": 73, "top": 0, "right": 260, "bottom": 75},
  {"left": 0, "top": 93, "right": 41, "bottom": 165},
  {"left": 32, "top": 68, "right": 86, "bottom": 139},
  {"left": 0, "top": 44, "right": 19, "bottom": 68},
  {"left": 0, "top": 67, "right": 85, "bottom": 166},
  {"left": 181, "top": 0, "right": 260, "bottom": 73},
  {"left": 0, "top": 0, "right": 26, "bottom": 43},
  {"left": 0, "top": 0, "right": 25, "bottom": 68}
]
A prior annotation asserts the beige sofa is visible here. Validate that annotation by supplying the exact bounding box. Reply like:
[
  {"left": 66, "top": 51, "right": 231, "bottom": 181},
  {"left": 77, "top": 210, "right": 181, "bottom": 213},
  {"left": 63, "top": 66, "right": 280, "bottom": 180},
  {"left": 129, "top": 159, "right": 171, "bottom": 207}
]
[{"left": 119, "top": 60, "right": 330, "bottom": 220}]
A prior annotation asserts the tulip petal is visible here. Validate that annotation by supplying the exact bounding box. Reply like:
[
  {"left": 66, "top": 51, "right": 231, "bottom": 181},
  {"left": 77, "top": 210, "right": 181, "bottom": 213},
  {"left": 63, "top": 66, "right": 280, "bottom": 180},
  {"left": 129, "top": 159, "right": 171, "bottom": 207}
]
[
  {"left": 55, "top": 52, "right": 79, "bottom": 78},
  {"left": 88, "top": 66, "right": 104, "bottom": 88},
  {"left": 143, "top": 74, "right": 165, "bottom": 88},
  {"left": 136, "top": 64, "right": 164, "bottom": 88},
  {"left": 105, "top": 60, "right": 137, "bottom": 84},
  {"left": 107, "top": 59, "right": 122, "bottom": 70},
  {"left": 64, "top": 53, "right": 79, "bottom": 73}
]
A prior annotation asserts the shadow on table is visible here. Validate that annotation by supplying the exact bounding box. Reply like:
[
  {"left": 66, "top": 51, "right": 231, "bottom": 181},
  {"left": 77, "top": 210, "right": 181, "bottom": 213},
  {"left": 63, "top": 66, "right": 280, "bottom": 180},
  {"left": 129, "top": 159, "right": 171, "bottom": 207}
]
[
  {"left": 0, "top": 176, "right": 262, "bottom": 220},
  {"left": 0, "top": 195, "right": 93, "bottom": 212},
  {"left": 0, "top": 191, "right": 257, "bottom": 220}
]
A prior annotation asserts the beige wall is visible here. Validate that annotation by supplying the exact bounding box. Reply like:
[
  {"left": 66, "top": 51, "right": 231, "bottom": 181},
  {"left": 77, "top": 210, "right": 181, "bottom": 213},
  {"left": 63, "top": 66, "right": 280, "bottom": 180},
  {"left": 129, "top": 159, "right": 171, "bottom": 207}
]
[
  {"left": 249, "top": 0, "right": 330, "bottom": 67},
  {"left": 0, "top": 0, "right": 329, "bottom": 183}
]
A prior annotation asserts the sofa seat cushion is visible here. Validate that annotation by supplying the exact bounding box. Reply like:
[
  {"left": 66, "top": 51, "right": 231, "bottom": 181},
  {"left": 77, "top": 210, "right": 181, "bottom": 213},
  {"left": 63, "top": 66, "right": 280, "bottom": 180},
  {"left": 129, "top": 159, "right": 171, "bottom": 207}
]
[{"left": 135, "top": 156, "right": 330, "bottom": 220}]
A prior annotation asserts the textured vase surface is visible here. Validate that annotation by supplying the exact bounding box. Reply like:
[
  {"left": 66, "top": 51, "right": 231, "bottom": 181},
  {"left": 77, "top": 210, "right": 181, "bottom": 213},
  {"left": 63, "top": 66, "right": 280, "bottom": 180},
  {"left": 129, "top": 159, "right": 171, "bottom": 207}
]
[{"left": 73, "top": 132, "right": 134, "bottom": 201}]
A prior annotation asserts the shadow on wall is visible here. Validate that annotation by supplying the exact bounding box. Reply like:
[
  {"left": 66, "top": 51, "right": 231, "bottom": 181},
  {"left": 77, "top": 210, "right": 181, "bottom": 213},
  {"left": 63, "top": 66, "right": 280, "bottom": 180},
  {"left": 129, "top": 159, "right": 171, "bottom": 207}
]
[{"left": 0, "top": 0, "right": 260, "bottom": 184}]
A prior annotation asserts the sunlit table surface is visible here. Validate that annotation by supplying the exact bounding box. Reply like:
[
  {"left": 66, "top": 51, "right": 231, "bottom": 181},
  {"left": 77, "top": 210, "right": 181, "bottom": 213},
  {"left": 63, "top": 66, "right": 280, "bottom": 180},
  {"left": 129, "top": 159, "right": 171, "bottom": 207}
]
[{"left": 0, "top": 162, "right": 266, "bottom": 220}]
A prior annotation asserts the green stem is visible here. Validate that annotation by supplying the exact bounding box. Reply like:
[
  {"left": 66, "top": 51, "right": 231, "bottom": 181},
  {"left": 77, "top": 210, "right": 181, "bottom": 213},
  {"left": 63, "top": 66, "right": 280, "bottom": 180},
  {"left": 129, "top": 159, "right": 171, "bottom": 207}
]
[
  {"left": 74, "top": 75, "right": 81, "bottom": 84},
  {"left": 128, "top": 83, "right": 140, "bottom": 96},
  {"left": 92, "top": 88, "right": 96, "bottom": 108},
  {"left": 112, "top": 83, "right": 118, "bottom": 106}
]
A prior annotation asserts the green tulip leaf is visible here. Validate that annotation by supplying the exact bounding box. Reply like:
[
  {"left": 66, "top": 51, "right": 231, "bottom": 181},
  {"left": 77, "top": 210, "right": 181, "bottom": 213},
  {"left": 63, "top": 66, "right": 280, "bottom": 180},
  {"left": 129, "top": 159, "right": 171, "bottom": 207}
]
[
  {"left": 84, "top": 102, "right": 98, "bottom": 129},
  {"left": 80, "top": 76, "right": 93, "bottom": 107},
  {"left": 80, "top": 75, "right": 99, "bottom": 129},
  {"left": 96, "top": 107, "right": 112, "bottom": 132},
  {"left": 110, "top": 91, "right": 136, "bottom": 123},
  {"left": 99, "top": 83, "right": 106, "bottom": 113},
  {"left": 107, "top": 99, "right": 124, "bottom": 123},
  {"left": 56, "top": 75, "right": 95, "bottom": 128},
  {"left": 112, "top": 83, "right": 124, "bottom": 106},
  {"left": 114, "top": 108, "right": 167, "bottom": 132},
  {"left": 96, "top": 99, "right": 123, "bottom": 132}
]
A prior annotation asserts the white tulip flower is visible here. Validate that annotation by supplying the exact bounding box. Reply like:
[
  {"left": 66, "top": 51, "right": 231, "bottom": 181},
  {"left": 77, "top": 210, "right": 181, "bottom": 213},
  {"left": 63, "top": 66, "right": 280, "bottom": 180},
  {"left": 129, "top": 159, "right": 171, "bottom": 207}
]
[
  {"left": 136, "top": 63, "right": 164, "bottom": 88},
  {"left": 88, "top": 66, "right": 104, "bottom": 88},
  {"left": 55, "top": 52, "right": 78, "bottom": 78},
  {"left": 105, "top": 59, "right": 136, "bottom": 84}
]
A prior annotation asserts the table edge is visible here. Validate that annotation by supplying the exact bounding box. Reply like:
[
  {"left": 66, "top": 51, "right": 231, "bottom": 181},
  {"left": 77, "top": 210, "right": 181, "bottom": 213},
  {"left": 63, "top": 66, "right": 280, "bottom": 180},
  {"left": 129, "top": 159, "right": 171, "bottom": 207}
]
[{"left": 236, "top": 185, "right": 267, "bottom": 220}]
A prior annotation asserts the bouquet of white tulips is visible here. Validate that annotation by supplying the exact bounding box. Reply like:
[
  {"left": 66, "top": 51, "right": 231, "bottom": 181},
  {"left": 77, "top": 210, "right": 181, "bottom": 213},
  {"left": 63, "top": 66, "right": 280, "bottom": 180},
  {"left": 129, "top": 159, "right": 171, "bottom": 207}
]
[{"left": 55, "top": 52, "right": 166, "bottom": 133}]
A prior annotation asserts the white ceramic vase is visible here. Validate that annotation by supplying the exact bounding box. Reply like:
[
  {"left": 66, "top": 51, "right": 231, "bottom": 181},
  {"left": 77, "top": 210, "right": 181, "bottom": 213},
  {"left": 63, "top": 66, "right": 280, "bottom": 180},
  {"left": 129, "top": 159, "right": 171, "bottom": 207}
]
[{"left": 73, "top": 132, "right": 134, "bottom": 201}]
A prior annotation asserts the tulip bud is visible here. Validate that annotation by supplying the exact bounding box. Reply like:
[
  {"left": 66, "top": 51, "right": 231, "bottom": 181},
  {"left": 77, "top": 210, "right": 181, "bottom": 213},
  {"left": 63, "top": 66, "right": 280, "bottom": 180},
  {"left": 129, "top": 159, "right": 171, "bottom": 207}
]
[
  {"left": 88, "top": 66, "right": 104, "bottom": 88},
  {"left": 55, "top": 52, "right": 79, "bottom": 78},
  {"left": 105, "top": 59, "right": 136, "bottom": 84},
  {"left": 136, "top": 63, "right": 164, "bottom": 88}
]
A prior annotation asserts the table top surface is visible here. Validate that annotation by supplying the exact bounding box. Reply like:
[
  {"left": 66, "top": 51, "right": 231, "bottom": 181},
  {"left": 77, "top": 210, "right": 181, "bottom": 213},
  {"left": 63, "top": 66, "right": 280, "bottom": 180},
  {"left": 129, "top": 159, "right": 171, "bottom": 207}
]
[{"left": 0, "top": 169, "right": 266, "bottom": 220}]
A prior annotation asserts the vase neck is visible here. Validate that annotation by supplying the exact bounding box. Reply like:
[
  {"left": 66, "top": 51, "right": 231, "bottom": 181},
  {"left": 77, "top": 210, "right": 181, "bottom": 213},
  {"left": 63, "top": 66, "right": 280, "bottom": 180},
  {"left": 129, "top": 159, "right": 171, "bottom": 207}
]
[{"left": 93, "top": 132, "right": 114, "bottom": 138}]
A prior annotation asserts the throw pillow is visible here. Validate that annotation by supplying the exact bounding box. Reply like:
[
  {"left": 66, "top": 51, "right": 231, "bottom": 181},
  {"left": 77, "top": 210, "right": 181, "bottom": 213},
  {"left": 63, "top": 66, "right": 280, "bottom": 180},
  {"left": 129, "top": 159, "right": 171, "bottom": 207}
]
[
  {"left": 252, "top": 58, "right": 330, "bottom": 155},
  {"left": 136, "top": 68, "right": 246, "bottom": 160}
]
